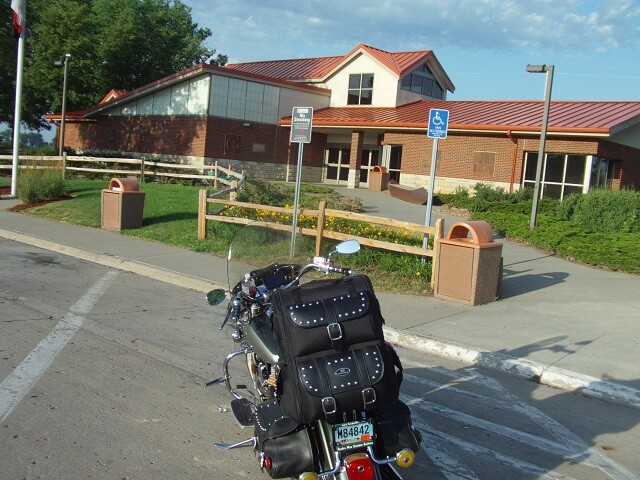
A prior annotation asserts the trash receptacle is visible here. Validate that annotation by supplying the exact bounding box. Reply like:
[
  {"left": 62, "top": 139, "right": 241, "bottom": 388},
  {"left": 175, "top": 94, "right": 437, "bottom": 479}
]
[
  {"left": 434, "top": 221, "right": 502, "bottom": 305},
  {"left": 101, "top": 178, "right": 145, "bottom": 230},
  {"left": 369, "top": 165, "right": 390, "bottom": 191}
]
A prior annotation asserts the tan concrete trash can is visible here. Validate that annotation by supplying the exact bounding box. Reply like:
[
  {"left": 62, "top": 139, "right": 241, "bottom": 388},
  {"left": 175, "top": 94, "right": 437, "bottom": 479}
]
[
  {"left": 101, "top": 178, "right": 145, "bottom": 230},
  {"left": 434, "top": 221, "right": 503, "bottom": 305},
  {"left": 368, "top": 165, "right": 390, "bottom": 191}
]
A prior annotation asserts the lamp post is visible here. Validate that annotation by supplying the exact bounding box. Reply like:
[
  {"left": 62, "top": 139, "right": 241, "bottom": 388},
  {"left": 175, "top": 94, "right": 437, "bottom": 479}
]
[
  {"left": 54, "top": 53, "right": 71, "bottom": 157},
  {"left": 525, "top": 63, "right": 554, "bottom": 230}
]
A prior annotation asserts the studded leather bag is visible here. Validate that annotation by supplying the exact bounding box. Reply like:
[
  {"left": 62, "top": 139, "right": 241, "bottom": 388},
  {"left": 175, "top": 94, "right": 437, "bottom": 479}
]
[{"left": 271, "top": 275, "right": 403, "bottom": 424}]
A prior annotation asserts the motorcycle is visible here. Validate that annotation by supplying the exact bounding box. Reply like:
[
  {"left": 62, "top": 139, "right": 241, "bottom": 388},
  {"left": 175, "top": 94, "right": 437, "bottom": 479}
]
[{"left": 205, "top": 223, "right": 422, "bottom": 480}]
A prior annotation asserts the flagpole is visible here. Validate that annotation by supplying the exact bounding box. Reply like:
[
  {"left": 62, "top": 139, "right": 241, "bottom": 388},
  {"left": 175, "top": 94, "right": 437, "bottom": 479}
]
[{"left": 10, "top": 0, "right": 26, "bottom": 198}]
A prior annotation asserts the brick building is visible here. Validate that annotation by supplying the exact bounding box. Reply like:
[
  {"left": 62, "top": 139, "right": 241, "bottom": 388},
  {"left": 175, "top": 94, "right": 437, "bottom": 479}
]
[{"left": 49, "top": 44, "right": 640, "bottom": 198}]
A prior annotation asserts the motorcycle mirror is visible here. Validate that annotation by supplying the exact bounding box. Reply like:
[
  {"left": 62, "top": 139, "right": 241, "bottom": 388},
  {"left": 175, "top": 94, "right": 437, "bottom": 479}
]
[
  {"left": 206, "top": 289, "right": 227, "bottom": 306},
  {"left": 335, "top": 239, "right": 360, "bottom": 255}
]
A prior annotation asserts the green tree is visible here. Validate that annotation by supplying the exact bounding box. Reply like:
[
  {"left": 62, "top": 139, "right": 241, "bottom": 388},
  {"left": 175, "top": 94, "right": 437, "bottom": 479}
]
[
  {"left": 21, "top": 130, "right": 47, "bottom": 147},
  {"left": 25, "top": 0, "right": 99, "bottom": 129},
  {"left": 0, "top": 128, "right": 48, "bottom": 148},
  {"left": 92, "top": 0, "right": 219, "bottom": 90},
  {"left": 2, "top": 0, "right": 226, "bottom": 131},
  {"left": 1, "top": 2, "right": 19, "bottom": 131}
]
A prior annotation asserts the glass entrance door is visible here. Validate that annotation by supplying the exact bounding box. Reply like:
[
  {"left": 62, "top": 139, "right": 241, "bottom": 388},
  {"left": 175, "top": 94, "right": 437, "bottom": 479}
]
[
  {"left": 324, "top": 147, "right": 351, "bottom": 185},
  {"left": 381, "top": 145, "right": 402, "bottom": 182},
  {"left": 359, "top": 149, "right": 381, "bottom": 187}
]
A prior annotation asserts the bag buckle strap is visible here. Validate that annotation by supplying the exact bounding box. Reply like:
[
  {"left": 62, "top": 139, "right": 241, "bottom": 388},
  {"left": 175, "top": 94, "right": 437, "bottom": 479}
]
[
  {"left": 326, "top": 322, "right": 343, "bottom": 351},
  {"left": 322, "top": 397, "right": 337, "bottom": 421},
  {"left": 362, "top": 388, "right": 376, "bottom": 408}
]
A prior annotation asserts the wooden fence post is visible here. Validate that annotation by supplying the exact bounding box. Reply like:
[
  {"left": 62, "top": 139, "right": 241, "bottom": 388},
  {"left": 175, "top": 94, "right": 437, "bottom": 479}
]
[
  {"left": 230, "top": 180, "right": 238, "bottom": 201},
  {"left": 62, "top": 152, "right": 67, "bottom": 178},
  {"left": 430, "top": 218, "right": 444, "bottom": 289},
  {"left": 140, "top": 156, "right": 145, "bottom": 183},
  {"left": 315, "top": 200, "right": 327, "bottom": 256},
  {"left": 198, "top": 188, "right": 207, "bottom": 240},
  {"left": 214, "top": 161, "right": 219, "bottom": 188}
]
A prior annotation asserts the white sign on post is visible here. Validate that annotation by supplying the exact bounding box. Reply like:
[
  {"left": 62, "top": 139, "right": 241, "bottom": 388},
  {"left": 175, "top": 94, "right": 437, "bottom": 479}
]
[
  {"left": 424, "top": 108, "right": 449, "bottom": 247},
  {"left": 290, "top": 107, "right": 313, "bottom": 256},
  {"left": 291, "top": 107, "right": 313, "bottom": 143}
]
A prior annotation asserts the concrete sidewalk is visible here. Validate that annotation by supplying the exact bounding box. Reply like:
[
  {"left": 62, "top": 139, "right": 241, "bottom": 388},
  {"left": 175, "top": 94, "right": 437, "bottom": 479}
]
[{"left": 1, "top": 192, "right": 639, "bottom": 409}]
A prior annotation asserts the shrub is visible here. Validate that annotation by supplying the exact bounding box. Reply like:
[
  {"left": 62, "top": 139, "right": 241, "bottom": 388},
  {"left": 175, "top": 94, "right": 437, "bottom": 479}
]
[
  {"left": 18, "top": 160, "right": 66, "bottom": 204},
  {"left": 556, "top": 192, "right": 581, "bottom": 221},
  {"left": 436, "top": 186, "right": 472, "bottom": 209},
  {"left": 565, "top": 189, "right": 640, "bottom": 233},
  {"left": 237, "top": 178, "right": 363, "bottom": 212}
]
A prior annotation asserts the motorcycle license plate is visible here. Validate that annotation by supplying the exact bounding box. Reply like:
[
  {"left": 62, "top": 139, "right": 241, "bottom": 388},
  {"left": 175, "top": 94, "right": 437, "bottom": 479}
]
[{"left": 333, "top": 420, "right": 374, "bottom": 451}]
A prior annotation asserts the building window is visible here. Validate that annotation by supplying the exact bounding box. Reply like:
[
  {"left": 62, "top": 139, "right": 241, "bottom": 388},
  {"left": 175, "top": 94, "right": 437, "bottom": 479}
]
[
  {"left": 210, "top": 75, "right": 280, "bottom": 124},
  {"left": 348, "top": 74, "right": 374, "bottom": 105},
  {"left": 590, "top": 156, "right": 616, "bottom": 189},
  {"left": 400, "top": 64, "right": 444, "bottom": 99},
  {"left": 113, "top": 76, "right": 210, "bottom": 116},
  {"left": 523, "top": 152, "right": 615, "bottom": 200}
]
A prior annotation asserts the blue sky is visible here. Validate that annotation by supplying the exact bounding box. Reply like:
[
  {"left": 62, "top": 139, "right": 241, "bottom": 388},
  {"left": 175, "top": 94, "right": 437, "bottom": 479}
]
[{"left": 186, "top": 0, "right": 640, "bottom": 101}]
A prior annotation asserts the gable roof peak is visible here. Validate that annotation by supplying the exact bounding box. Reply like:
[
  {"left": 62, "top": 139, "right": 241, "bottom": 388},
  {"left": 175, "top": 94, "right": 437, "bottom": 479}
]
[{"left": 225, "top": 43, "right": 454, "bottom": 92}]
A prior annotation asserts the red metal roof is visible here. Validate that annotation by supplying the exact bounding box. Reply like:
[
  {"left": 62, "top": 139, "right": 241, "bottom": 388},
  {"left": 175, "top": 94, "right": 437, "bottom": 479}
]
[
  {"left": 281, "top": 100, "right": 640, "bottom": 135},
  {"left": 226, "top": 55, "right": 344, "bottom": 81},
  {"left": 226, "top": 44, "right": 438, "bottom": 81},
  {"left": 346, "top": 44, "right": 435, "bottom": 77}
]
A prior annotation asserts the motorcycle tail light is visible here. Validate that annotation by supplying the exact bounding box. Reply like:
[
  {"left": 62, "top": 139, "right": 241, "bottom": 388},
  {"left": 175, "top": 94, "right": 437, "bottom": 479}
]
[
  {"left": 344, "top": 453, "right": 374, "bottom": 480},
  {"left": 263, "top": 455, "right": 272, "bottom": 472},
  {"left": 395, "top": 448, "right": 415, "bottom": 468}
]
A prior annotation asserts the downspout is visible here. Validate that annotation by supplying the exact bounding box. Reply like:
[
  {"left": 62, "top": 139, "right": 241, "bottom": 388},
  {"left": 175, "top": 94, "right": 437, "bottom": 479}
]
[{"left": 507, "top": 130, "right": 518, "bottom": 193}]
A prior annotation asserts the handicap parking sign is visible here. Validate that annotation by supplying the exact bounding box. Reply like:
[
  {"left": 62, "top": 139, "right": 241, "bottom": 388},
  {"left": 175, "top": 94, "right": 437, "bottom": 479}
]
[{"left": 428, "top": 108, "right": 449, "bottom": 139}]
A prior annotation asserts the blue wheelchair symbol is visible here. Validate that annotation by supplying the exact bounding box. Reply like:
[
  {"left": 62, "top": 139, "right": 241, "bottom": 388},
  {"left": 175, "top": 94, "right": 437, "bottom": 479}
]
[{"left": 428, "top": 109, "right": 449, "bottom": 139}]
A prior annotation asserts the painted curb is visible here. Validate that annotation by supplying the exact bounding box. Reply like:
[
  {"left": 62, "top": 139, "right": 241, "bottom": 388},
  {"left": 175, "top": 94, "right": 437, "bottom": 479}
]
[
  {"left": 0, "top": 228, "right": 225, "bottom": 293},
  {"left": 383, "top": 327, "right": 640, "bottom": 410}
]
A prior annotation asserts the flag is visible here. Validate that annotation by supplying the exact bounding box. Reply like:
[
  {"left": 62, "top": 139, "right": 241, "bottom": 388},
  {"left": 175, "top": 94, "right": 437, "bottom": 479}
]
[{"left": 11, "top": 0, "right": 25, "bottom": 39}]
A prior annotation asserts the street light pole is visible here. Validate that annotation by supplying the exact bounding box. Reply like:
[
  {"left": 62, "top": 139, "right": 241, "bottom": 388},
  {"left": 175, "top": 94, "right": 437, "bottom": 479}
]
[
  {"left": 55, "top": 53, "right": 71, "bottom": 157},
  {"left": 526, "top": 64, "right": 554, "bottom": 230}
]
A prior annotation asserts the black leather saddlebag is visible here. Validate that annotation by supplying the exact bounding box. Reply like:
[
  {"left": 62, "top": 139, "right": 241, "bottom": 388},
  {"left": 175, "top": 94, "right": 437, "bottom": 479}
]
[
  {"left": 255, "top": 400, "right": 315, "bottom": 479},
  {"left": 271, "top": 275, "right": 402, "bottom": 423},
  {"left": 372, "top": 400, "right": 422, "bottom": 458}
]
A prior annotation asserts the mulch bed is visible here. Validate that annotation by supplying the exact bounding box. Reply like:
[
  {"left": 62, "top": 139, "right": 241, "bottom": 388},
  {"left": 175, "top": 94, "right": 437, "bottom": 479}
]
[{"left": 1, "top": 186, "right": 73, "bottom": 211}]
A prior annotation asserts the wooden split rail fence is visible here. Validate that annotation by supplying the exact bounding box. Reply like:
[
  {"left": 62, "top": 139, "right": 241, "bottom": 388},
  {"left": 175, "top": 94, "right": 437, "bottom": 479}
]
[
  {"left": 197, "top": 189, "right": 444, "bottom": 287},
  {"left": 0, "top": 154, "right": 245, "bottom": 187}
]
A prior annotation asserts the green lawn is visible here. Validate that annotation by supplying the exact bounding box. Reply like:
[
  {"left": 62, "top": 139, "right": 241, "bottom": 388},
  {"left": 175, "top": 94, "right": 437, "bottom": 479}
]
[{"left": 17, "top": 179, "right": 433, "bottom": 293}]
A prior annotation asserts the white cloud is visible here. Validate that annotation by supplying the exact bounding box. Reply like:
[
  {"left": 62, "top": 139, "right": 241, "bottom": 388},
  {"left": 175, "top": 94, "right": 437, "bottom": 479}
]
[{"left": 186, "top": 0, "right": 640, "bottom": 62}]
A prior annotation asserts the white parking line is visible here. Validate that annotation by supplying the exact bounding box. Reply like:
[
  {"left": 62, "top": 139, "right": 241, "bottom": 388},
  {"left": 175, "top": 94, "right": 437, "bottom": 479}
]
[
  {"left": 402, "top": 361, "right": 638, "bottom": 479},
  {"left": 0, "top": 271, "right": 117, "bottom": 421},
  {"left": 402, "top": 395, "right": 480, "bottom": 480},
  {"left": 421, "top": 427, "right": 579, "bottom": 480}
]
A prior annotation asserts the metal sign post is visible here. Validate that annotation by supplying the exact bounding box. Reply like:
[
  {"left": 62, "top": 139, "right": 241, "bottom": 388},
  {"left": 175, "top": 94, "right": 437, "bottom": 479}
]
[
  {"left": 290, "top": 107, "right": 313, "bottom": 257},
  {"left": 424, "top": 108, "right": 449, "bottom": 248}
]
